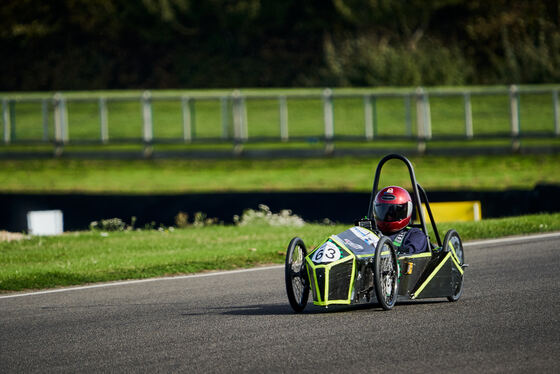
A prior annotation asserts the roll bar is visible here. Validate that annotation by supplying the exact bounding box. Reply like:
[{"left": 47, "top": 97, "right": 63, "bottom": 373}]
[{"left": 367, "top": 154, "right": 442, "bottom": 249}]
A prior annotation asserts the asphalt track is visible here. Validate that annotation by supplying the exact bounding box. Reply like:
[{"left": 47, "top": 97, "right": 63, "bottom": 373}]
[{"left": 1, "top": 233, "right": 559, "bottom": 373}]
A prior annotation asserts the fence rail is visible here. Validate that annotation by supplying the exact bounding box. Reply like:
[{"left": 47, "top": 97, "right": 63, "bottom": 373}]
[{"left": 2, "top": 85, "right": 560, "bottom": 155}]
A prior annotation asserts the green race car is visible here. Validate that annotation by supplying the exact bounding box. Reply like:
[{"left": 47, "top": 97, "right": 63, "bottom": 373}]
[{"left": 285, "top": 154, "right": 467, "bottom": 312}]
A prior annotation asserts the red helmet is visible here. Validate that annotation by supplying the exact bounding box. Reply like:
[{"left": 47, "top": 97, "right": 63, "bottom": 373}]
[{"left": 373, "top": 186, "right": 413, "bottom": 234}]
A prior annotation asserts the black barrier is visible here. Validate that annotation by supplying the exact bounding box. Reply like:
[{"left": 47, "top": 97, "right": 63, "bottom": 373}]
[{"left": 1, "top": 184, "right": 559, "bottom": 232}]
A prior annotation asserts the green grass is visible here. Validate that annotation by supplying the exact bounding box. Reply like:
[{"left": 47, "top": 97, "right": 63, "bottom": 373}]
[
  {"left": 1, "top": 212, "right": 559, "bottom": 292},
  {"left": 0, "top": 154, "right": 559, "bottom": 193},
  {"left": 3, "top": 86, "right": 559, "bottom": 142}
]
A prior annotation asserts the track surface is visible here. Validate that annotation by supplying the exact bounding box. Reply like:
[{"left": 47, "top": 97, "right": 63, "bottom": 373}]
[{"left": 1, "top": 233, "right": 559, "bottom": 373}]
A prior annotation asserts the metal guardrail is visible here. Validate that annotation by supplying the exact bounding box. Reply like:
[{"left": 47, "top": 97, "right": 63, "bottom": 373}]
[{"left": 2, "top": 85, "right": 560, "bottom": 155}]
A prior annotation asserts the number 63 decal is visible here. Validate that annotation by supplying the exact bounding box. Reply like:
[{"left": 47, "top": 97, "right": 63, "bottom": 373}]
[{"left": 312, "top": 241, "right": 341, "bottom": 263}]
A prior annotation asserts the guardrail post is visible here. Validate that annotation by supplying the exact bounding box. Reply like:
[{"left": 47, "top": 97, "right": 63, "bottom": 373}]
[
  {"left": 220, "top": 96, "right": 230, "bottom": 139},
  {"left": 182, "top": 96, "right": 193, "bottom": 143},
  {"left": 9, "top": 101, "right": 16, "bottom": 141},
  {"left": 279, "top": 96, "right": 288, "bottom": 142},
  {"left": 53, "top": 93, "right": 64, "bottom": 156},
  {"left": 142, "top": 90, "right": 153, "bottom": 157},
  {"left": 99, "top": 97, "right": 108, "bottom": 144},
  {"left": 323, "top": 88, "right": 334, "bottom": 153},
  {"left": 42, "top": 99, "right": 49, "bottom": 141},
  {"left": 415, "top": 87, "right": 427, "bottom": 154},
  {"left": 232, "top": 91, "right": 242, "bottom": 140},
  {"left": 241, "top": 96, "right": 248, "bottom": 141},
  {"left": 2, "top": 99, "right": 10, "bottom": 144},
  {"left": 364, "top": 95, "right": 373, "bottom": 141},
  {"left": 60, "top": 96, "right": 69, "bottom": 143},
  {"left": 509, "top": 85, "right": 520, "bottom": 152},
  {"left": 553, "top": 90, "right": 559, "bottom": 137},
  {"left": 423, "top": 91, "right": 432, "bottom": 140},
  {"left": 232, "top": 90, "right": 244, "bottom": 155},
  {"left": 464, "top": 92, "right": 473, "bottom": 139},
  {"left": 54, "top": 94, "right": 62, "bottom": 142},
  {"left": 372, "top": 96, "right": 378, "bottom": 137}
]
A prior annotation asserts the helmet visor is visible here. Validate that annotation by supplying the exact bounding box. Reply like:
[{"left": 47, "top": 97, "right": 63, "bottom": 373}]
[{"left": 374, "top": 202, "right": 410, "bottom": 222}]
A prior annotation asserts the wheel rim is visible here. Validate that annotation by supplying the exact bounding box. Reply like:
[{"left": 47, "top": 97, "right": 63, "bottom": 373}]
[
  {"left": 380, "top": 244, "right": 397, "bottom": 302},
  {"left": 287, "top": 241, "right": 308, "bottom": 307},
  {"left": 445, "top": 231, "right": 464, "bottom": 301},
  {"left": 381, "top": 261, "right": 395, "bottom": 299},
  {"left": 375, "top": 239, "right": 397, "bottom": 309},
  {"left": 449, "top": 235, "right": 463, "bottom": 264}
]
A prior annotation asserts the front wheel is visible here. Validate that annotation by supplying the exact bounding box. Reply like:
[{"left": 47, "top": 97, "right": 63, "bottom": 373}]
[
  {"left": 285, "top": 237, "right": 309, "bottom": 313},
  {"left": 443, "top": 229, "right": 465, "bottom": 302},
  {"left": 374, "top": 237, "right": 399, "bottom": 310}
]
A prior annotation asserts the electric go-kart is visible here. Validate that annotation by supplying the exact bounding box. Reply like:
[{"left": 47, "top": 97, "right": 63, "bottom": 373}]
[{"left": 285, "top": 154, "right": 467, "bottom": 312}]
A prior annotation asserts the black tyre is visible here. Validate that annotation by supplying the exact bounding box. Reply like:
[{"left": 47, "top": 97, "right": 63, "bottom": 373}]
[
  {"left": 285, "top": 237, "right": 310, "bottom": 313},
  {"left": 373, "top": 237, "right": 399, "bottom": 310},
  {"left": 443, "top": 229, "right": 464, "bottom": 302}
]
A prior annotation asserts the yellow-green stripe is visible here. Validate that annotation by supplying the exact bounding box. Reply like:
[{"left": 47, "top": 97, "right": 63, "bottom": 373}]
[{"left": 412, "top": 252, "right": 451, "bottom": 299}]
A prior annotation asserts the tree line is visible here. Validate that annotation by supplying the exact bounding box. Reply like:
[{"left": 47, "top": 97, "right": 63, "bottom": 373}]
[{"left": 1, "top": 0, "right": 559, "bottom": 90}]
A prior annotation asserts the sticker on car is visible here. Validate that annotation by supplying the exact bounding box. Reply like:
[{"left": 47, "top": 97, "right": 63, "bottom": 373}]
[{"left": 312, "top": 241, "right": 341, "bottom": 263}]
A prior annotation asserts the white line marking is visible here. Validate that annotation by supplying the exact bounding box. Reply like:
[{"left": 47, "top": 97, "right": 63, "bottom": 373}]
[
  {"left": 464, "top": 231, "right": 560, "bottom": 247},
  {"left": 0, "top": 265, "right": 283, "bottom": 300},
  {"left": 1, "top": 231, "right": 559, "bottom": 300}
]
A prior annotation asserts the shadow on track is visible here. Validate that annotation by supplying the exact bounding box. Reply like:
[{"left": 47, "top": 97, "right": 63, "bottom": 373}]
[
  {"left": 216, "top": 301, "right": 444, "bottom": 316},
  {"left": 180, "top": 299, "right": 449, "bottom": 317}
]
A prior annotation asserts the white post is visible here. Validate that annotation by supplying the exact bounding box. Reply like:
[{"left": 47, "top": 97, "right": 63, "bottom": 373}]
[
  {"left": 323, "top": 88, "right": 334, "bottom": 154},
  {"left": 232, "top": 90, "right": 242, "bottom": 141},
  {"left": 53, "top": 93, "right": 63, "bottom": 156},
  {"left": 509, "top": 85, "right": 520, "bottom": 151},
  {"left": 182, "top": 96, "right": 192, "bottom": 143},
  {"left": 416, "top": 88, "right": 425, "bottom": 138},
  {"left": 364, "top": 95, "right": 373, "bottom": 141},
  {"left": 54, "top": 93, "right": 63, "bottom": 144},
  {"left": 99, "top": 97, "right": 108, "bottom": 144},
  {"left": 279, "top": 96, "right": 288, "bottom": 142},
  {"left": 473, "top": 201, "right": 482, "bottom": 221},
  {"left": 61, "top": 96, "right": 69, "bottom": 142},
  {"left": 464, "top": 92, "right": 473, "bottom": 139},
  {"left": 232, "top": 90, "right": 244, "bottom": 155},
  {"left": 423, "top": 92, "right": 432, "bottom": 140},
  {"left": 242, "top": 96, "right": 248, "bottom": 141},
  {"left": 415, "top": 87, "right": 426, "bottom": 153},
  {"left": 323, "top": 88, "right": 334, "bottom": 140},
  {"left": 2, "top": 99, "right": 10, "bottom": 144},
  {"left": 142, "top": 91, "right": 153, "bottom": 143},
  {"left": 142, "top": 91, "right": 153, "bottom": 157}
]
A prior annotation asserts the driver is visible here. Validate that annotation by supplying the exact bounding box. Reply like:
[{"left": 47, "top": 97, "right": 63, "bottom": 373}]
[{"left": 373, "top": 186, "right": 428, "bottom": 254}]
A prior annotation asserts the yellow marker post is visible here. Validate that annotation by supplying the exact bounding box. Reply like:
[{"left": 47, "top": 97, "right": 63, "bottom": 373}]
[{"left": 421, "top": 201, "right": 481, "bottom": 223}]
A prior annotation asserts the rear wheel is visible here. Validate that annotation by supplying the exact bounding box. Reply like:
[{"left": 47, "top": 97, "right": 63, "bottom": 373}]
[
  {"left": 374, "top": 237, "right": 399, "bottom": 310},
  {"left": 443, "top": 229, "right": 464, "bottom": 302},
  {"left": 285, "top": 237, "right": 309, "bottom": 313}
]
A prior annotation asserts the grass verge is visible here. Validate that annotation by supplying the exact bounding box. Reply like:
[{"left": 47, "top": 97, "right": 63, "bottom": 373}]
[
  {"left": 1, "top": 212, "right": 559, "bottom": 292},
  {"left": 1, "top": 154, "right": 560, "bottom": 193}
]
